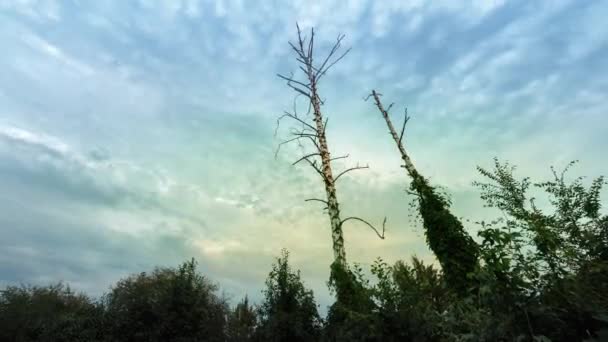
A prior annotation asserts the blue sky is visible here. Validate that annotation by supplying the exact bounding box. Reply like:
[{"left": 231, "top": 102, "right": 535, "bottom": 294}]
[{"left": 1, "top": 0, "right": 607, "bottom": 308}]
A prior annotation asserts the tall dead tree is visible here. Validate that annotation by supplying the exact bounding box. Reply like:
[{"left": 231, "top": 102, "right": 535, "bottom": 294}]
[
  {"left": 368, "top": 89, "right": 479, "bottom": 294},
  {"left": 276, "top": 25, "right": 386, "bottom": 270}
]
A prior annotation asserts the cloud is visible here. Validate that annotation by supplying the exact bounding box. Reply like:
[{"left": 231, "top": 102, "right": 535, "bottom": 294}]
[{"left": 0, "top": 0, "right": 607, "bottom": 309}]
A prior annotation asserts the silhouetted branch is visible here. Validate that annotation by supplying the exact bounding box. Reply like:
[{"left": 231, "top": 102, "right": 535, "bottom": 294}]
[
  {"left": 399, "top": 108, "right": 409, "bottom": 146},
  {"left": 299, "top": 157, "right": 326, "bottom": 180},
  {"left": 275, "top": 136, "right": 310, "bottom": 159},
  {"left": 305, "top": 198, "right": 329, "bottom": 210},
  {"left": 293, "top": 153, "right": 321, "bottom": 166},
  {"left": 341, "top": 216, "right": 387, "bottom": 239},
  {"left": 278, "top": 112, "right": 317, "bottom": 133},
  {"left": 277, "top": 73, "right": 311, "bottom": 90},
  {"left": 330, "top": 154, "right": 349, "bottom": 162},
  {"left": 334, "top": 164, "right": 369, "bottom": 182}
]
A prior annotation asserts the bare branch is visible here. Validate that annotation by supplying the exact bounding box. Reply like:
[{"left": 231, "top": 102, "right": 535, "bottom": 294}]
[
  {"left": 305, "top": 198, "right": 328, "bottom": 205},
  {"left": 277, "top": 73, "right": 311, "bottom": 91},
  {"left": 317, "top": 34, "right": 345, "bottom": 74},
  {"left": 334, "top": 164, "right": 369, "bottom": 182},
  {"left": 302, "top": 157, "right": 326, "bottom": 180},
  {"left": 317, "top": 47, "right": 351, "bottom": 82},
  {"left": 290, "top": 131, "right": 318, "bottom": 139},
  {"left": 281, "top": 112, "right": 317, "bottom": 133},
  {"left": 308, "top": 27, "right": 314, "bottom": 66},
  {"left": 341, "top": 216, "right": 387, "bottom": 239},
  {"left": 289, "top": 42, "right": 306, "bottom": 60},
  {"left": 278, "top": 112, "right": 317, "bottom": 133},
  {"left": 330, "top": 154, "right": 349, "bottom": 162},
  {"left": 284, "top": 83, "right": 311, "bottom": 98},
  {"left": 305, "top": 198, "right": 328, "bottom": 211},
  {"left": 276, "top": 135, "right": 316, "bottom": 159},
  {"left": 293, "top": 152, "right": 321, "bottom": 166},
  {"left": 399, "top": 108, "right": 410, "bottom": 146},
  {"left": 301, "top": 135, "right": 320, "bottom": 151}
]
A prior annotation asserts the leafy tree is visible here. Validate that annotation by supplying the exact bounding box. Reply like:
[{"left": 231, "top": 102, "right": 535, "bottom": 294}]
[
  {"left": 0, "top": 283, "right": 104, "bottom": 341},
  {"left": 227, "top": 296, "right": 257, "bottom": 342},
  {"left": 256, "top": 249, "right": 322, "bottom": 342},
  {"left": 103, "top": 258, "right": 228, "bottom": 342},
  {"left": 466, "top": 159, "right": 608, "bottom": 341}
]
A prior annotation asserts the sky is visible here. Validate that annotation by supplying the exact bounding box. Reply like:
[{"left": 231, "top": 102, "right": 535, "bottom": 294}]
[{"left": 1, "top": 0, "right": 607, "bottom": 309}]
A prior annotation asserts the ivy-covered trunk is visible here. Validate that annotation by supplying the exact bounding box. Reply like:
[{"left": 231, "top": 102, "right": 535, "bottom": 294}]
[{"left": 370, "top": 90, "right": 479, "bottom": 294}]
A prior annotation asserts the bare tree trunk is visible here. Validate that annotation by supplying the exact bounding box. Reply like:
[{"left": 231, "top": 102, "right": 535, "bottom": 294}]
[
  {"left": 370, "top": 90, "right": 420, "bottom": 183},
  {"left": 276, "top": 26, "right": 385, "bottom": 268},
  {"left": 310, "top": 84, "right": 346, "bottom": 264}
]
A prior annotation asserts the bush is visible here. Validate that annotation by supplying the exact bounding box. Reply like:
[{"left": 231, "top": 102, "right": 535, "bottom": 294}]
[
  {"left": 0, "top": 283, "right": 104, "bottom": 341},
  {"left": 103, "top": 258, "right": 228, "bottom": 342}
]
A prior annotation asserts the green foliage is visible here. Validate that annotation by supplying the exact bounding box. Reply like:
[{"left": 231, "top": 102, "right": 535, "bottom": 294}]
[
  {"left": 0, "top": 283, "right": 104, "bottom": 341},
  {"left": 256, "top": 249, "right": 322, "bottom": 342},
  {"left": 466, "top": 159, "right": 608, "bottom": 341},
  {"left": 409, "top": 174, "right": 480, "bottom": 295},
  {"left": 322, "top": 159, "right": 608, "bottom": 341},
  {"left": 227, "top": 296, "right": 257, "bottom": 342},
  {"left": 325, "top": 261, "right": 379, "bottom": 341},
  {"left": 103, "top": 258, "right": 228, "bottom": 342},
  {"left": 370, "top": 257, "right": 449, "bottom": 341},
  {"left": 474, "top": 159, "right": 607, "bottom": 274}
]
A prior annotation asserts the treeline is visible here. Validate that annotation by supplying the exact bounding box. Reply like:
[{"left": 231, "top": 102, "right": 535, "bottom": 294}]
[{"left": 1, "top": 159, "right": 607, "bottom": 342}]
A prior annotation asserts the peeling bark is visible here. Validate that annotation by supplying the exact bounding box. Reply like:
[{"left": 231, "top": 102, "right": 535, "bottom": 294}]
[{"left": 310, "top": 83, "right": 346, "bottom": 265}]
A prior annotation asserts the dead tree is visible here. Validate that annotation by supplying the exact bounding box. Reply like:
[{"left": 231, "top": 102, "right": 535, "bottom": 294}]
[
  {"left": 276, "top": 25, "right": 386, "bottom": 269},
  {"left": 368, "top": 89, "right": 479, "bottom": 294}
]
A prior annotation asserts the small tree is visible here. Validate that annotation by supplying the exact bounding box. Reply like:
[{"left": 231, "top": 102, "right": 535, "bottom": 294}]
[
  {"left": 227, "top": 296, "right": 257, "bottom": 342},
  {"left": 104, "top": 258, "right": 228, "bottom": 342},
  {"left": 472, "top": 159, "right": 608, "bottom": 340},
  {"left": 256, "top": 249, "right": 322, "bottom": 342}
]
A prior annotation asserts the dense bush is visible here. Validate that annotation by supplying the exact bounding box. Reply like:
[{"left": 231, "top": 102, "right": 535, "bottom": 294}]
[
  {"left": 227, "top": 296, "right": 257, "bottom": 342},
  {"left": 0, "top": 283, "right": 104, "bottom": 341},
  {"left": 102, "top": 258, "right": 228, "bottom": 342}
]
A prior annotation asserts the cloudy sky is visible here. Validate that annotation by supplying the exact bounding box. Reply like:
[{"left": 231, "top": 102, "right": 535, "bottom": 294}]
[{"left": 1, "top": 0, "right": 607, "bottom": 308}]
